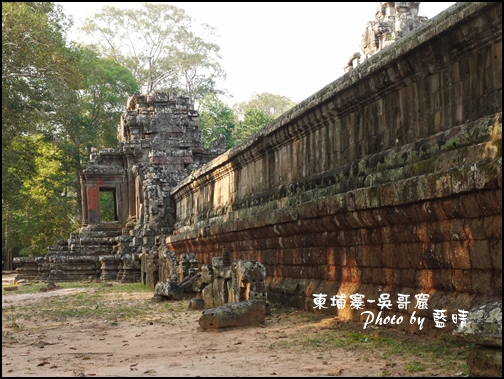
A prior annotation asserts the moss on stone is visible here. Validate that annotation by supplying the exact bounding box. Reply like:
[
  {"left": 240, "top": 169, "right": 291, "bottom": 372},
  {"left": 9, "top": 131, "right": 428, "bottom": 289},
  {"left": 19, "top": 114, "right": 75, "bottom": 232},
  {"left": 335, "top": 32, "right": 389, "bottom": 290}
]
[
  {"left": 411, "top": 158, "right": 436, "bottom": 177},
  {"left": 493, "top": 138, "right": 502, "bottom": 158}
]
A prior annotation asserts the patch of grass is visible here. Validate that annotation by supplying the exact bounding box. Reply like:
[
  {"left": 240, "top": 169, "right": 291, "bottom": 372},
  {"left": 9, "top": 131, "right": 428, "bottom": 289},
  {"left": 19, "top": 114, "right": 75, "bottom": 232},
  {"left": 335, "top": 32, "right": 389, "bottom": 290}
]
[
  {"left": 6, "top": 305, "right": 21, "bottom": 330},
  {"left": 2, "top": 281, "right": 168, "bottom": 328},
  {"left": 272, "top": 310, "right": 469, "bottom": 376},
  {"left": 2, "top": 281, "right": 48, "bottom": 294},
  {"left": 405, "top": 360, "right": 427, "bottom": 372}
]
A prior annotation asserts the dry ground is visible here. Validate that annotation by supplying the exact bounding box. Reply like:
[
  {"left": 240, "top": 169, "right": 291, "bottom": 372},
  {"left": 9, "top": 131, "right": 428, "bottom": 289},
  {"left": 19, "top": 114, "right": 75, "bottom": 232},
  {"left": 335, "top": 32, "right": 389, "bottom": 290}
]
[{"left": 2, "top": 275, "right": 469, "bottom": 377}]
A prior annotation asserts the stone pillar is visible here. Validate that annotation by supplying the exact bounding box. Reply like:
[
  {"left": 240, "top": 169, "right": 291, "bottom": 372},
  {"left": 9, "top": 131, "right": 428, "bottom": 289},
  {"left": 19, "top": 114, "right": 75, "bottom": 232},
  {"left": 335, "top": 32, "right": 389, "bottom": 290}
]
[
  {"left": 126, "top": 154, "right": 137, "bottom": 222},
  {"left": 100, "top": 255, "right": 121, "bottom": 281},
  {"left": 119, "top": 253, "right": 141, "bottom": 283}
]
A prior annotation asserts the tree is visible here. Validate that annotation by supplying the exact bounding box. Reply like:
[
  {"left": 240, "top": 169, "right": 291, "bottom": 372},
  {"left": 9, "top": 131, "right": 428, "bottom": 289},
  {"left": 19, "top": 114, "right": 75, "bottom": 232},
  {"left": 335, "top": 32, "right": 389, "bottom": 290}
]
[
  {"left": 2, "top": 3, "right": 139, "bottom": 265},
  {"left": 14, "top": 136, "right": 79, "bottom": 257},
  {"left": 2, "top": 2, "right": 79, "bottom": 269},
  {"left": 233, "top": 92, "right": 296, "bottom": 120},
  {"left": 80, "top": 3, "right": 226, "bottom": 105},
  {"left": 53, "top": 46, "right": 139, "bottom": 224},
  {"left": 198, "top": 94, "right": 237, "bottom": 149},
  {"left": 230, "top": 92, "right": 297, "bottom": 146},
  {"left": 232, "top": 107, "right": 274, "bottom": 146}
]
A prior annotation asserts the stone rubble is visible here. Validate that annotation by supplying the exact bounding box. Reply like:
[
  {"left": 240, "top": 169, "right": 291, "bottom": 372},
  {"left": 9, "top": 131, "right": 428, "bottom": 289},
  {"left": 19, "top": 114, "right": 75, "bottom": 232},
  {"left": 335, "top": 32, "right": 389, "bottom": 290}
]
[
  {"left": 198, "top": 300, "right": 266, "bottom": 330},
  {"left": 152, "top": 251, "right": 267, "bottom": 312}
]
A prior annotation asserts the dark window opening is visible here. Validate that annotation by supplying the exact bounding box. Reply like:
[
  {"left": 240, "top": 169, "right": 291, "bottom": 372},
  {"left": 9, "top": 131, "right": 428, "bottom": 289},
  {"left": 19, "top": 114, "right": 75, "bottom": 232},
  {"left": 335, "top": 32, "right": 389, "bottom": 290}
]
[{"left": 100, "top": 188, "right": 117, "bottom": 222}]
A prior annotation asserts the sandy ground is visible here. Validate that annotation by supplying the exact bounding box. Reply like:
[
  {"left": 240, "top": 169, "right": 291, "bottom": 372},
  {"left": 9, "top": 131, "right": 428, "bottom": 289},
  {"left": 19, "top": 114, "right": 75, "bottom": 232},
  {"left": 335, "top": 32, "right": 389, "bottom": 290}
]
[{"left": 2, "top": 276, "right": 467, "bottom": 377}]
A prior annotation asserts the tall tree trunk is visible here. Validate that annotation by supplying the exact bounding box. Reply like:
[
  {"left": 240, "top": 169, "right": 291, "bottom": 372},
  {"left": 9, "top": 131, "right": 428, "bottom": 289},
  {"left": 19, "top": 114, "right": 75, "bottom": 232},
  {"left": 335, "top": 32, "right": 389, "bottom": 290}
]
[
  {"left": 75, "top": 169, "right": 83, "bottom": 226},
  {"left": 4, "top": 211, "right": 12, "bottom": 271}
]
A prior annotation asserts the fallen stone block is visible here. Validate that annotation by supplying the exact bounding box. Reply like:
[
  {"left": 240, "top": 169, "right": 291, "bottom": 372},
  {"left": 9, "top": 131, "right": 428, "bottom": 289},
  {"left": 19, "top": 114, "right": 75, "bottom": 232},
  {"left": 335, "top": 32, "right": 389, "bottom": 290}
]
[
  {"left": 199, "top": 300, "right": 266, "bottom": 330},
  {"left": 189, "top": 298, "right": 205, "bottom": 310},
  {"left": 154, "top": 281, "right": 184, "bottom": 300},
  {"left": 453, "top": 301, "right": 502, "bottom": 377},
  {"left": 453, "top": 301, "right": 502, "bottom": 348},
  {"left": 3, "top": 286, "right": 18, "bottom": 292}
]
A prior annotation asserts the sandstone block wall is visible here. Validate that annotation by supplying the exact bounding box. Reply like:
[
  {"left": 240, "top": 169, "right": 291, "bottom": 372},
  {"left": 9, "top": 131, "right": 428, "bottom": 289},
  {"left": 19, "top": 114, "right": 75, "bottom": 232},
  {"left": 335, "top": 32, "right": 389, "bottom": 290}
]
[{"left": 167, "top": 2, "right": 502, "bottom": 334}]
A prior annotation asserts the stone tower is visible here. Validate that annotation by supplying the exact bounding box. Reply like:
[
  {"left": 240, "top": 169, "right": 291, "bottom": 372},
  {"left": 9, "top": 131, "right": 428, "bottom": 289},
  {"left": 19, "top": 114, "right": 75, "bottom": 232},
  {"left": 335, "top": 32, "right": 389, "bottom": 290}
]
[
  {"left": 15, "top": 93, "right": 225, "bottom": 283},
  {"left": 344, "top": 2, "right": 428, "bottom": 72}
]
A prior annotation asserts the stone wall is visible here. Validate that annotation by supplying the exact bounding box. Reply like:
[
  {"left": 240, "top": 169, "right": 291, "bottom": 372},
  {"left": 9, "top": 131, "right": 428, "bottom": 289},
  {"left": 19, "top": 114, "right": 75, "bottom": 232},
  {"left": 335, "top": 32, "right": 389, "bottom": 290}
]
[{"left": 167, "top": 2, "right": 502, "bottom": 334}]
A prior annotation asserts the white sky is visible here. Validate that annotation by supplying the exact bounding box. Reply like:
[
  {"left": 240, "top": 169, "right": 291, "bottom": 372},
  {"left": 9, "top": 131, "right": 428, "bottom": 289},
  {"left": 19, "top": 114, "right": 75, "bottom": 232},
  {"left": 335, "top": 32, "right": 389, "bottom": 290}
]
[{"left": 59, "top": 2, "right": 455, "bottom": 107}]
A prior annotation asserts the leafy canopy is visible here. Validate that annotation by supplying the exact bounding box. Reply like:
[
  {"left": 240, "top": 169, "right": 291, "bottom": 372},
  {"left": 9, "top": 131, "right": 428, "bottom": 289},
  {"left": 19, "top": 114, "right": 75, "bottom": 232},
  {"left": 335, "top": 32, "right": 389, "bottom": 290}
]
[
  {"left": 2, "top": 2, "right": 139, "bottom": 260},
  {"left": 80, "top": 3, "right": 226, "bottom": 106}
]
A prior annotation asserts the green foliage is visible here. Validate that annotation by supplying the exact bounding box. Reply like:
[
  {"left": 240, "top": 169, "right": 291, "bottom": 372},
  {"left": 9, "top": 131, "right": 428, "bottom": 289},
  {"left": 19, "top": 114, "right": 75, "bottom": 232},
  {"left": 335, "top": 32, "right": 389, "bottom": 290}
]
[
  {"left": 2, "top": 2, "right": 80, "bottom": 266},
  {"left": 2, "top": 3, "right": 139, "bottom": 262},
  {"left": 198, "top": 92, "right": 297, "bottom": 149},
  {"left": 231, "top": 92, "right": 297, "bottom": 146},
  {"left": 80, "top": 3, "right": 226, "bottom": 105},
  {"left": 99, "top": 191, "right": 116, "bottom": 222},
  {"left": 10, "top": 137, "right": 79, "bottom": 256},
  {"left": 198, "top": 94, "right": 237, "bottom": 149},
  {"left": 2, "top": 2, "right": 79, "bottom": 205},
  {"left": 233, "top": 92, "right": 296, "bottom": 120},
  {"left": 232, "top": 107, "right": 274, "bottom": 145}
]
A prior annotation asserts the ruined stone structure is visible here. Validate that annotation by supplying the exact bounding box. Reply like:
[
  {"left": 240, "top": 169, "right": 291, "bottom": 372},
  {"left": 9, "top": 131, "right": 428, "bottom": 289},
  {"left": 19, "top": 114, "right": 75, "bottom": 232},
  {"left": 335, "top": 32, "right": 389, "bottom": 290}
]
[
  {"left": 166, "top": 2, "right": 502, "bottom": 334},
  {"left": 345, "top": 2, "right": 427, "bottom": 72},
  {"left": 15, "top": 93, "right": 225, "bottom": 283},
  {"left": 14, "top": 2, "right": 502, "bottom": 338},
  {"left": 153, "top": 254, "right": 267, "bottom": 310}
]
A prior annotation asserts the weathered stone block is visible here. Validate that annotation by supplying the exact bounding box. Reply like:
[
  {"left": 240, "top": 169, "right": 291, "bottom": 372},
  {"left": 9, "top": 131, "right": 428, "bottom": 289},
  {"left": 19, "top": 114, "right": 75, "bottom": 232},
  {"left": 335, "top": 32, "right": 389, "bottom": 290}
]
[
  {"left": 198, "top": 300, "right": 266, "bottom": 330},
  {"left": 154, "top": 281, "right": 183, "bottom": 300},
  {"left": 451, "top": 269, "right": 472, "bottom": 292},
  {"left": 202, "top": 282, "right": 214, "bottom": 307},
  {"left": 214, "top": 265, "right": 231, "bottom": 279},
  {"left": 189, "top": 297, "right": 205, "bottom": 310},
  {"left": 471, "top": 270, "right": 493, "bottom": 295},
  {"left": 449, "top": 240, "right": 471, "bottom": 269},
  {"left": 201, "top": 264, "right": 214, "bottom": 284},
  {"left": 483, "top": 215, "right": 502, "bottom": 240},
  {"left": 469, "top": 240, "right": 492, "bottom": 269},
  {"left": 191, "top": 276, "right": 205, "bottom": 293},
  {"left": 489, "top": 239, "right": 502, "bottom": 270},
  {"left": 212, "top": 278, "right": 228, "bottom": 306},
  {"left": 453, "top": 301, "right": 502, "bottom": 348},
  {"left": 211, "top": 256, "right": 223, "bottom": 268}
]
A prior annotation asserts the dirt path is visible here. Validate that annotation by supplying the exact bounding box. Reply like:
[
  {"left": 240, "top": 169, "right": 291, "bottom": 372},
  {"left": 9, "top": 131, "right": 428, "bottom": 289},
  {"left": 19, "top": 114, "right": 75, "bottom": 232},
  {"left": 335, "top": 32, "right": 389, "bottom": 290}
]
[{"left": 2, "top": 280, "right": 468, "bottom": 377}]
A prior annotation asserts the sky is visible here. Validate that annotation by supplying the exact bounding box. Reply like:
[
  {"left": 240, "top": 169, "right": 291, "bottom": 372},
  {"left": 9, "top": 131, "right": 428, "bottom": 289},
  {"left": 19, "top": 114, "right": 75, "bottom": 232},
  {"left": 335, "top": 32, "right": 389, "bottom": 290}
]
[{"left": 59, "top": 2, "right": 455, "bottom": 107}]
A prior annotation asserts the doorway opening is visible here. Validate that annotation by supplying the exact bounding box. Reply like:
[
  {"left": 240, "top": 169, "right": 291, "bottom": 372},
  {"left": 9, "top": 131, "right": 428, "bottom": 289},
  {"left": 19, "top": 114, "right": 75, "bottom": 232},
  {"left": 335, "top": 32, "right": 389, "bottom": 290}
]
[{"left": 99, "top": 188, "right": 117, "bottom": 222}]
